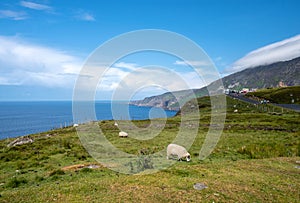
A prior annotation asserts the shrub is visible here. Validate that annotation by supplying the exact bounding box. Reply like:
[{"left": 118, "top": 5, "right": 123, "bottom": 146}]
[
  {"left": 80, "top": 167, "right": 93, "bottom": 173},
  {"left": 35, "top": 175, "right": 45, "bottom": 182},
  {"left": 126, "top": 155, "right": 154, "bottom": 173},
  {"left": 49, "top": 169, "right": 65, "bottom": 176},
  {"left": 6, "top": 177, "right": 28, "bottom": 188},
  {"left": 62, "top": 139, "right": 72, "bottom": 149}
]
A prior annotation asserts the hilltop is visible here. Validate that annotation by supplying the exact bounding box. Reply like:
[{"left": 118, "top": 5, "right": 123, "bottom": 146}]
[{"left": 1, "top": 96, "right": 299, "bottom": 202}]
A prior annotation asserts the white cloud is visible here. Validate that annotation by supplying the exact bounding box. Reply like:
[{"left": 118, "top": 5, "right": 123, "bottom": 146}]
[
  {"left": 0, "top": 36, "right": 82, "bottom": 87},
  {"left": 227, "top": 34, "right": 300, "bottom": 73},
  {"left": 114, "top": 62, "right": 138, "bottom": 70},
  {"left": 0, "top": 76, "right": 22, "bottom": 85},
  {"left": 215, "top": 57, "right": 222, "bottom": 61},
  {"left": 110, "top": 67, "right": 189, "bottom": 100},
  {"left": 96, "top": 66, "right": 206, "bottom": 100},
  {"left": 181, "top": 71, "right": 206, "bottom": 89},
  {"left": 20, "top": 1, "right": 52, "bottom": 11},
  {"left": 102, "top": 66, "right": 203, "bottom": 91},
  {"left": 0, "top": 10, "right": 27, "bottom": 20},
  {"left": 97, "top": 67, "right": 129, "bottom": 91},
  {"left": 95, "top": 62, "right": 140, "bottom": 92},
  {"left": 174, "top": 59, "right": 222, "bottom": 84},
  {"left": 75, "top": 60, "right": 210, "bottom": 100},
  {"left": 75, "top": 11, "right": 95, "bottom": 21},
  {"left": 174, "top": 60, "right": 210, "bottom": 66},
  {"left": 81, "top": 13, "right": 95, "bottom": 21},
  {"left": 0, "top": 35, "right": 222, "bottom": 100}
]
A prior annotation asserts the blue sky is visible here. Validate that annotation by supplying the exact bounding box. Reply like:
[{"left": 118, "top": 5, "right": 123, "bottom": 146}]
[{"left": 0, "top": 0, "right": 300, "bottom": 100}]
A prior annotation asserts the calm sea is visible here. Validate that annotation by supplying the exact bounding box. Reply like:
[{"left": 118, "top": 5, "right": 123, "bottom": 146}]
[{"left": 0, "top": 101, "right": 177, "bottom": 140}]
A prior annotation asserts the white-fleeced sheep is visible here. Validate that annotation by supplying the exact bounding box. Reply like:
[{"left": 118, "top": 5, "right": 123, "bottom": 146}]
[
  {"left": 167, "top": 144, "right": 191, "bottom": 161},
  {"left": 119, "top": 131, "right": 128, "bottom": 138}
]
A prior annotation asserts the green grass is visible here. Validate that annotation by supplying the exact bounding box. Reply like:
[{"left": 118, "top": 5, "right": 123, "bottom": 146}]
[
  {"left": 246, "top": 86, "right": 300, "bottom": 104},
  {"left": 0, "top": 96, "right": 299, "bottom": 202}
]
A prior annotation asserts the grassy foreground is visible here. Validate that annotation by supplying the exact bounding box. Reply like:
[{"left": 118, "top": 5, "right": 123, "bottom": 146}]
[{"left": 0, "top": 96, "right": 299, "bottom": 202}]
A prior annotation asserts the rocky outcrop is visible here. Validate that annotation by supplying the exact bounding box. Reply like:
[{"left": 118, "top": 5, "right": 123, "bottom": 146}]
[{"left": 7, "top": 136, "right": 33, "bottom": 147}]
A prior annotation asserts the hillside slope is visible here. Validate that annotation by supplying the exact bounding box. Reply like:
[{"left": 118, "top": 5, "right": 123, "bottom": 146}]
[
  {"left": 223, "top": 56, "right": 300, "bottom": 89},
  {"left": 130, "top": 88, "right": 208, "bottom": 110},
  {"left": 131, "top": 57, "right": 300, "bottom": 109}
]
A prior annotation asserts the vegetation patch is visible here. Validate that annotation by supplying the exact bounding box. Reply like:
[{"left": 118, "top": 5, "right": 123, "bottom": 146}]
[
  {"left": 6, "top": 176, "right": 28, "bottom": 188},
  {"left": 246, "top": 86, "right": 300, "bottom": 104}
]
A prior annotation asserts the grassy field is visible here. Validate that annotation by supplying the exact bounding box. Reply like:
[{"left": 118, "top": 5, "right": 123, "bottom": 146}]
[
  {"left": 0, "top": 96, "right": 299, "bottom": 202},
  {"left": 246, "top": 86, "right": 300, "bottom": 104}
]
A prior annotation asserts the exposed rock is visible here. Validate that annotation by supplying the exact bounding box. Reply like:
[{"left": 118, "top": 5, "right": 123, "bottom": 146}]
[
  {"left": 62, "top": 163, "right": 102, "bottom": 171},
  {"left": 86, "top": 164, "right": 100, "bottom": 169},
  {"left": 193, "top": 182, "right": 208, "bottom": 190},
  {"left": 7, "top": 136, "right": 33, "bottom": 147}
]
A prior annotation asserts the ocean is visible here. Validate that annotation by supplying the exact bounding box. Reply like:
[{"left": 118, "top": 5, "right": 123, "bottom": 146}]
[{"left": 0, "top": 101, "right": 177, "bottom": 140}]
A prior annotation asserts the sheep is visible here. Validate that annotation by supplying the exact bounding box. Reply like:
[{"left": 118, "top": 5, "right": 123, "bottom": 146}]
[
  {"left": 167, "top": 144, "right": 191, "bottom": 161},
  {"left": 73, "top": 123, "right": 79, "bottom": 127},
  {"left": 114, "top": 122, "right": 118, "bottom": 126},
  {"left": 119, "top": 131, "right": 128, "bottom": 138}
]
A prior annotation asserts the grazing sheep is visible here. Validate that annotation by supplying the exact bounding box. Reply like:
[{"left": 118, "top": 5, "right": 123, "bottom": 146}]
[
  {"left": 167, "top": 144, "right": 191, "bottom": 161},
  {"left": 114, "top": 122, "right": 118, "bottom": 126},
  {"left": 73, "top": 123, "right": 79, "bottom": 127},
  {"left": 119, "top": 131, "right": 128, "bottom": 138}
]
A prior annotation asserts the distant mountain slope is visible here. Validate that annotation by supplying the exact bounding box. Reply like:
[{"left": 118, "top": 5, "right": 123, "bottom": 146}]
[
  {"left": 130, "top": 57, "right": 300, "bottom": 110},
  {"left": 223, "top": 56, "right": 300, "bottom": 89},
  {"left": 130, "top": 88, "right": 208, "bottom": 110}
]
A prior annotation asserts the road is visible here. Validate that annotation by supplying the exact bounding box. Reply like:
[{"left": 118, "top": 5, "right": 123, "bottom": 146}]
[{"left": 227, "top": 93, "right": 260, "bottom": 105}]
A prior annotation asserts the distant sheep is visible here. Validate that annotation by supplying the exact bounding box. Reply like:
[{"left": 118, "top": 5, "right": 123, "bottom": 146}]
[
  {"left": 114, "top": 122, "right": 118, "bottom": 126},
  {"left": 119, "top": 131, "right": 128, "bottom": 138},
  {"left": 73, "top": 123, "right": 79, "bottom": 127},
  {"left": 167, "top": 144, "right": 191, "bottom": 161}
]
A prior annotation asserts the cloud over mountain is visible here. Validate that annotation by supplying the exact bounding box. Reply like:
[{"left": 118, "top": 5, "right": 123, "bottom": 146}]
[{"left": 227, "top": 34, "right": 300, "bottom": 73}]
